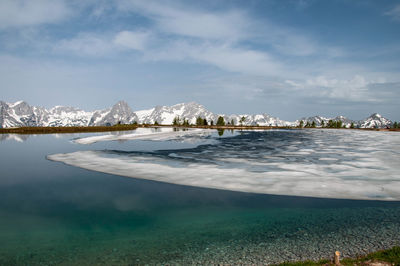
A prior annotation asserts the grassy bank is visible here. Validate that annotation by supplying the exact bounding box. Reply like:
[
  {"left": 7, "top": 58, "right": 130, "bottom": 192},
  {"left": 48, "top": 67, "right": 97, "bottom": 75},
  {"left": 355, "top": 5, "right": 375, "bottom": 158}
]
[{"left": 277, "top": 246, "right": 400, "bottom": 265}]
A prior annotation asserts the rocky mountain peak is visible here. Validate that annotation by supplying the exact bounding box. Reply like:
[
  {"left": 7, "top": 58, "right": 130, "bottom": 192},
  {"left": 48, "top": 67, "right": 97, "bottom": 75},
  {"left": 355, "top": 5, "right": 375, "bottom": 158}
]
[{"left": 0, "top": 100, "right": 395, "bottom": 129}]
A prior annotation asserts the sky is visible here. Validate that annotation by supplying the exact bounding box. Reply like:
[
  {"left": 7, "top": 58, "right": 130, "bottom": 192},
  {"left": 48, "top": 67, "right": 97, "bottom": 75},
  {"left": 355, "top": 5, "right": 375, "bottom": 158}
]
[{"left": 0, "top": 0, "right": 399, "bottom": 121}]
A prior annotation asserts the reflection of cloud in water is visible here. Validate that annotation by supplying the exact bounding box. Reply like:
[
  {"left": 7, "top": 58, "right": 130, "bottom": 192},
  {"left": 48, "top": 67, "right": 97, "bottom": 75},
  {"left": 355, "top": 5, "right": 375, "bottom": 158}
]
[{"left": 48, "top": 130, "right": 400, "bottom": 201}]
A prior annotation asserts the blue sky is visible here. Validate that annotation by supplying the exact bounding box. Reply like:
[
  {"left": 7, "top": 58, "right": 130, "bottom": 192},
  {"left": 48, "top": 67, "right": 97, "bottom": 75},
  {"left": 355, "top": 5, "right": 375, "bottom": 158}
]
[{"left": 0, "top": 0, "right": 399, "bottom": 121}]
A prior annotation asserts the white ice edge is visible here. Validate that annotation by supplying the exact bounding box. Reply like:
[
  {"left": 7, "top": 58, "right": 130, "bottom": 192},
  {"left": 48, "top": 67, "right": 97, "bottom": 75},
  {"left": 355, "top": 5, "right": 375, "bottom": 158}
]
[
  {"left": 74, "top": 128, "right": 213, "bottom": 144},
  {"left": 47, "top": 150, "right": 400, "bottom": 201}
]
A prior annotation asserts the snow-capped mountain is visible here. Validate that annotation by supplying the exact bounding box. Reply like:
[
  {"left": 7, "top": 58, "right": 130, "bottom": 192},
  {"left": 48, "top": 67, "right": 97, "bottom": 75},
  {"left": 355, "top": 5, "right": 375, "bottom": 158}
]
[
  {"left": 358, "top": 113, "right": 392, "bottom": 128},
  {"left": 300, "top": 113, "right": 393, "bottom": 128},
  {"left": 224, "top": 114, "right": 293, "bottom": 126},
  {"left": 299, "top": 115, "right": 354, "bottom": 128},
  {"left": 0, "top": 100, "right": 394, "bottom": 128},
  {"left": 135, "top": 102, "right": 216, "bottom": 125},
  {"left": 89, "top": 101, "right": 138, "bottom": 126},
  {"left": 0, "top": 100, "right": 137, "bottom": 128}
]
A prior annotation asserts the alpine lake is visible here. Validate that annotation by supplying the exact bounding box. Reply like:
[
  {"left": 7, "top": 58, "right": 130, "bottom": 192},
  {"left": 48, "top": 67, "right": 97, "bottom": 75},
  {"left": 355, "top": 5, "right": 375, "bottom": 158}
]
[{"left": 1, "top": 128, "right": 400, "bottom": 265}]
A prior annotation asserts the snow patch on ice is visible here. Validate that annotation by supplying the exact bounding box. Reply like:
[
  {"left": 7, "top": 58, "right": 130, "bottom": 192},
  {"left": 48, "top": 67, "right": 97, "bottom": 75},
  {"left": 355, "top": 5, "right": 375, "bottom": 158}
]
[{"left": 73, "top": 128, "right": 213, "bottom": 145}]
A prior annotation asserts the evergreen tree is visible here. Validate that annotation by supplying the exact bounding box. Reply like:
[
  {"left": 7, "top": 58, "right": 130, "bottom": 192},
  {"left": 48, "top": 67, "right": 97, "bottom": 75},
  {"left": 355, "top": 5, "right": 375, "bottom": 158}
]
[
  {"left": 154, "top": 121, "right": 159, "bottom": 126},
  {"left": 196, "top": 116, "right": 203, "bottom": 126},
  {"left": 305, "top": 121, "right": 311, "bottom": 128},
  {"left": 350, "top": 122, "right": 355, "bottom": 129},
  {"left": 216, "top": 116, "right": 225, "bottom": 126},
  {"left": 210, "top": 121, "right": 214, "bottom": 126},
  {"left": 203, "top": 118, "right": 208, "bottom": 126},
  {"left": 239, "top": 116, "right": 246, "bottom": 126},
  {"left": 311, "top": 121, "right": 316, "bottom": 128},
  {"left": 337, "top": 120, "right": 343, "bottom": 128},
  {"left": 321, "top": 120, "right": 325, "bottom": 127},
  {"left": 299, "top": 120, "right": 304, "bottom": 128},
  {"left": 231, "top": 119, "right": 235, "bottom": 126},
  {"left": 173, "top": 116, "right": 181, "bottom": 126},
  {"left": 393, "top": 122, "right": 398, "bottom": 129}
]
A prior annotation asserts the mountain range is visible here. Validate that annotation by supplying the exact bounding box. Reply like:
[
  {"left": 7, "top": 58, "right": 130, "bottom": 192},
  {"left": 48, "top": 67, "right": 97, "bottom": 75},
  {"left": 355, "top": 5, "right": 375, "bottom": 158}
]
[{"left": 0, "top": 100, "right": 394, "bottom": 129}]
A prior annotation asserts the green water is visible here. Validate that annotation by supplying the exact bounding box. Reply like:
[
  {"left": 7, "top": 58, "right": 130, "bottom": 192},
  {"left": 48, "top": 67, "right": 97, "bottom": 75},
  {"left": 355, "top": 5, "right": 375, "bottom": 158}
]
[{"left": 0, "top": 132, "right": 399, "bottom": 265}]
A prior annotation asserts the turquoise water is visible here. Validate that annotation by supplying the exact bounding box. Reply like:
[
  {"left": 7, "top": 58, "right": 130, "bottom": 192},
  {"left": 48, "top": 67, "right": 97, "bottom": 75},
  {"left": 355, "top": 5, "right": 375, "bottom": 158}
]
[{"left": 0, "top": 130, "right": 400, "bottom": 265}]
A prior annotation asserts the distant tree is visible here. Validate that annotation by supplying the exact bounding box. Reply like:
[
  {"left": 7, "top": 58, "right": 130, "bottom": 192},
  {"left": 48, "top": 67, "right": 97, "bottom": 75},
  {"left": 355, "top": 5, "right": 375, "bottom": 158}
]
[
  {"left": 321, "top": 120, "right": 325, "bottom": 127},
  {"left": 231, "top": 119, "right": 235, "bottom": 126},
  {"left": 117, "top": 121, "right": 122, "bottom": 125},
  {"left": 311, "top": 121, "right": 316, "bottom": 128},
  {"left": 183, "top": 119, "right": 189, "bottom": 126},
  {"left": 350, "top": 122, "right": 355, "bottom": 129},
  {"left": 337, "top": 120, "right": 343, "bottom": 128},
  {"left": 240, "top": 116, "right": 246, "bottom": 126},
  {"left": 132, "top": 121, "right": 138, "bottom": 125},
  {"left": 216, "top": 116, "right": 225, "bottom": 126},
  {"left": 154, "top": 121, "right": 159, "bottom": 126},
  {"left": 196, "top": 116, "right": 204, "bottom": 126},
  {"left": 305, "top": 121, "right": 311, "bottom": 128},
  {"left": 203, "top": 118, "right": 208, "bottom": 126},
  {"left": 299, "top": 120, "right": 304, "bottom": 128},
  {"left": 210, "top": 120, "right": 214, "bottom": 126},
  {"left": 393, "top": 121, "right": 398, "bottom": 129},
  {"left": 173, "top": 116, "right": 180, "bottom": 126}
]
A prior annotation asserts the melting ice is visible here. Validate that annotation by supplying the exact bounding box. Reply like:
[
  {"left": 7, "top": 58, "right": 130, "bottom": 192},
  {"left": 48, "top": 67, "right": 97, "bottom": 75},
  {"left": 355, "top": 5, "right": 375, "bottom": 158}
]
[{"left": 48, "top": 129, "right": 400, "bottom": 201}]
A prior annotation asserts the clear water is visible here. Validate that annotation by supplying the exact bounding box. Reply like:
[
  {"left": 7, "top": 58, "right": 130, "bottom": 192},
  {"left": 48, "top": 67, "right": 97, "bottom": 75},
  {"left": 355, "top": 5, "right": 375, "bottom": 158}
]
[{"left": 0, "top": 129, "right": 400, "bottom": 265}]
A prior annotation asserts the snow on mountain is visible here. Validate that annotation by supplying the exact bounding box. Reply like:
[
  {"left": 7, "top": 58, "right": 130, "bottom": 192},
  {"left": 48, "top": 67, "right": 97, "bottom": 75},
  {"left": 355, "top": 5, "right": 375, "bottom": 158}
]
[
  {"left": 135, "top": 108, "right": 155, "bottom": 123},
  {"left": 225, "top": 113, "right": 294, "bottom": 126},
  {"left": 0, "top": 101, "right": 37, "bottom": 128},
  {"left": 0, "top": 100, "right": 395, "bottom": 129},
  {"left": 89, "top": 101, "right": 138, "bottom": 126},
  {"left": 297, "top": 115, "right": 330, "bottom": 127},
  {"left": 300, "top": 113, "right": 392, "bottom": 128},
  {"left": 136, "top": 102, "right": 217, "bottom": 125},
  {"left": 333, "top": 115, "right": 354, "bottom": 128},
  {"left": 358, "top": 113, "right": 392, "bottom": 129},
  {"left": 0, "top": 100, "right": 137, "bottom": 128},
  {"left": 44, "top": 106, "right": 92, "bottom": 127}
]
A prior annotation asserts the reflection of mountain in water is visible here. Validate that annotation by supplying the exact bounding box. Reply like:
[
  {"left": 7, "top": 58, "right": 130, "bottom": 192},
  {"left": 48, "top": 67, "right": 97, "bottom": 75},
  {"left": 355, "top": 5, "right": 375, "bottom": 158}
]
[{"left": 0, "top": 134, "right": 30, "bottom": 142}]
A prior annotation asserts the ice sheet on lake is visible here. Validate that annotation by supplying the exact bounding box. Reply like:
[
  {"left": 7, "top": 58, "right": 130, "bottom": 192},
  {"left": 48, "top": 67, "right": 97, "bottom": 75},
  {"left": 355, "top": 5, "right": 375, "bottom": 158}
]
[
  {"left": 49, "top": 129, "right": 400, "bottom": 201},
  {"left": 74, "top": 128, "right": 213, "bottom": 144}
]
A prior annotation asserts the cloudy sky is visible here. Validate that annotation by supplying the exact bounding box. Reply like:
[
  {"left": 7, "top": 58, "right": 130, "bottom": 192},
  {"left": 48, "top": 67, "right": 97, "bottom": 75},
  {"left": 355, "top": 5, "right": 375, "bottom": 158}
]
[{"left": 1, "top": 0, "right": 399, "bottom": 120}]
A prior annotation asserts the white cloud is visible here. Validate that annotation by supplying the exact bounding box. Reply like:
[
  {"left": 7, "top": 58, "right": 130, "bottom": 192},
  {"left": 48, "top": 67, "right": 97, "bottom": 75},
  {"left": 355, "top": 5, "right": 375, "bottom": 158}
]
[
  {"left": 117, "top": 0, "right": 249, "bottom": 41},
  {"left": 285, "top": 75, "right": 386, "bottom": 102},
  {"left": 0, "top": 0, "right": 71, "bottom": 28},
  {"left": 54, "top": 30, "right": 151, "bottom": 56},
  {"left": 54, "top": 33, "right": 113, "bottom": 56},
  {"left": 113, "top": 31, "right": 150, "bottom": 51},
  {"left": 385, "top": 4, "right": 400, "bottom": 21},
  {"left": 141, "top": 40, "right": 282, "bottom": 77}
]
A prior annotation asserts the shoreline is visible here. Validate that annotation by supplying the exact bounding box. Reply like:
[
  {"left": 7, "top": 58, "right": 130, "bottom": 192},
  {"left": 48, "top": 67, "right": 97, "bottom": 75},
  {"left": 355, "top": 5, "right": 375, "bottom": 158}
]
[
  {"left": 1, "top": 124, "right": 399, "bottom": 135},
  {"left": 275, "top": 246, "right": 400, "bottom": 265}
]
